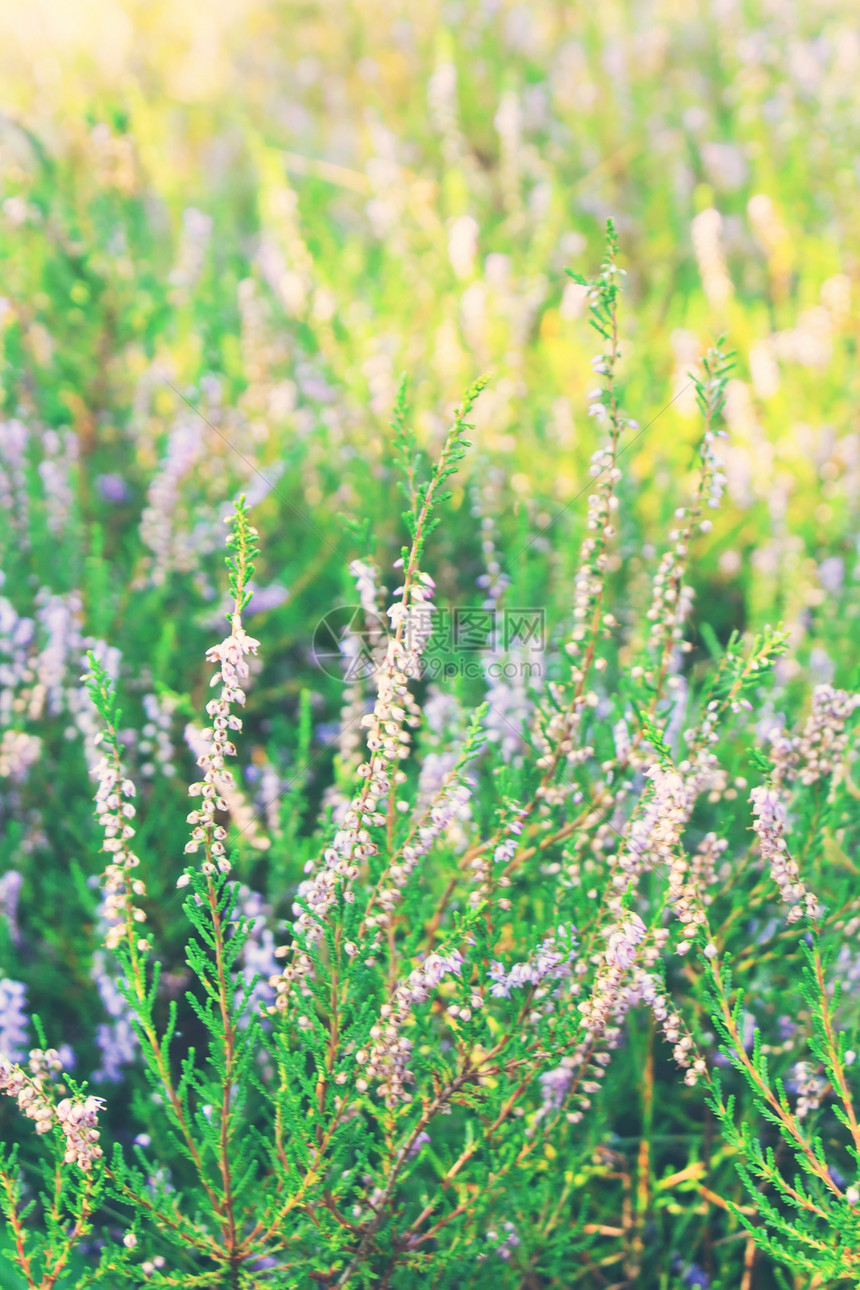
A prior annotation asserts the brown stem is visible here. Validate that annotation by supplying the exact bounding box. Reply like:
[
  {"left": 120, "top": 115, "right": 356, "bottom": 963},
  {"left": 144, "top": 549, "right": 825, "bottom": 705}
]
[
  {"left": 708, "top": 958, "right": 841, "bottom": 1205},
  {"left": 206, "top": 877, "right": 239, "bottom": 1266},
  {"left": 812, "top": 943, "right": 860, "bottom": 1155},
  {"left": 0, "top": 1171, "right": 37, "bottom": 1289}
]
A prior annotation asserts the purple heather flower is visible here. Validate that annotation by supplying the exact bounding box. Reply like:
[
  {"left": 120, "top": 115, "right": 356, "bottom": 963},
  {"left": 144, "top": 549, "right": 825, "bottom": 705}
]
[
  {"left": 539, "top": 1065, "right": 574, "bottom": 1110},
  {"left": 0, "top": 870, "right": 22, "bottom": 943},
  {"left": 96, "top": 473, "right": 130, "bottom": 504},
  {"left": 407, "top": 1130, "right": 431, "bottom": 1159},
  {"left": 0, "top": 979, "right": 28, "bottom": 1061},
  {"left": 244, "top": 583, "right": 290, "bottom": 617},
  {"left": 683, "top": 1264, "right": 710, "bottom": 1288}
]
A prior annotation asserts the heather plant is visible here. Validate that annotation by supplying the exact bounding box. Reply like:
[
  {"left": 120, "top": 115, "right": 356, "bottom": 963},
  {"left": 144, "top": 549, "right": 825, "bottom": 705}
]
[
  {"left": 1, "top": 223, "right": 859, "bottom": 1287},
  {"left": 1, "top": 4, "right": 860, "bottom": 1284}
]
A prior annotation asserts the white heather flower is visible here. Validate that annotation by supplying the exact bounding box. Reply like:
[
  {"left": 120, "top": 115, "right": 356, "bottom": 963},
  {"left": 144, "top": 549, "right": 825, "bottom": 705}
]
[
  {"left": 92, "top": 754, "right": 146, "bottom": 953},
  {"left": 185, "top": 616, "right": 261, "bottom": 873},
  {"left": 0, "top": 1055, "right": 54, "bottom": 1138},
  {"left": 790, "top": 1060, "right": 827, "bottom": 1119},
  {"left": 185, "top": 723, "right": 269, "bottom": 853},
  {"left": 56, "top": 1094, "right": 106, "bottom": 1170},
  {"left": 691, "top": 207, "right": 733, "bottom": 306},
  {"left": 794, "top": 685, "right": 860, "bottom": 787},
  {"left": 613, "top": 764, "right": 690, "bottom": 899},
  {"left": 138, "top": 420, "right": 212, "bottom": 588},
  {"left": 641, "top": 765, "right": 687, "bottom": 852},
  {"left": 0, "top": 729, "right": 42, "bottom": 781},
  {"left": 447, "top": 215, "right": 479, "bottom": 280},
  {"left": 367, "top": 778, "right": 472, "bottom": 927},
  {"left": 139, "top": 691, "right": 179, "bottom": 778}
]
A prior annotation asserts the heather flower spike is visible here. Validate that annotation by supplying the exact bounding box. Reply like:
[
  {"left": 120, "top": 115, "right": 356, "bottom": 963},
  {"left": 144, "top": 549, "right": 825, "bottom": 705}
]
[
  {"left": 184, "top": 496, "right": 261, "bottom": 876},
  {"left": 0, "top": 1052, "right": 105, "bottom": 1171},
  {"left": 85, "top": 656, "right": 150, "bottom": 955}
]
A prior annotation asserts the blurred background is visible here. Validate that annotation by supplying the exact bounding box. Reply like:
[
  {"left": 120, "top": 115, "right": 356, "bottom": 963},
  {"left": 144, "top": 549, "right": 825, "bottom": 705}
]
[{"left": 0, "top": 0, "right": 857, "bottom": 657}]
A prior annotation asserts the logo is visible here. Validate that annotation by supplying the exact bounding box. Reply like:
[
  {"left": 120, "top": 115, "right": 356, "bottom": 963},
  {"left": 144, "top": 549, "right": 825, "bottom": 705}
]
[{"left": 311, "top": 606, "right": 387, "bottom": 682}]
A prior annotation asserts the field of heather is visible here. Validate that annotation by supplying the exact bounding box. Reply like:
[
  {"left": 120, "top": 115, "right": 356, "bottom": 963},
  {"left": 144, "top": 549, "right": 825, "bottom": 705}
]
[{"left": 1, "top": 2, "right": 859, "bottom": 1286}]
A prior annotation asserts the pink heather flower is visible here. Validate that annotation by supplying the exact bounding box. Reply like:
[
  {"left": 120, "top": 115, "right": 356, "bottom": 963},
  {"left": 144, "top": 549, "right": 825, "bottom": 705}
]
[
  {"left": 749, "top": 785, "right": 820, "bottom": 922},
  {"left": 0, "top": 730, "right": 42, "bottom": 782},
  {"left": 488, "top": 926, "right": 577, "bottom": 998},
  {"left": 539, "top": 1064, "right": 575, "bottom": 1110},
  {"left": 56, "top": 1094, "right": 106, "bottom": 1170},
  {"left": 407, "top": 1130, "right": 431, "bottom": 1159},
  {"left": 361, "top": 948, "right": 467, "bottom": 1106},
  {"left": 605, "top": 913, "right": 647, "bottom": 969},
  {"left": 488, "top": 962, "right": 510, "bottom": 998},
  {"left": 494, "top": 838, "right": 518, "bottom": 865},
  {"left": 0, "top": 1053, "right": 104, "bottom": 1172},
  {"left": 278, "top": 559, "right": 437, "bottom": 967},
  {"left": 138, "top": 421, "right": 210, "bottom": 588},
  {"left": 91, "top": 951, "right": 137, "bottom": 1082},
  {"left": 795, "top": 685, "right": 859, "bottom": 786}
]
